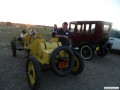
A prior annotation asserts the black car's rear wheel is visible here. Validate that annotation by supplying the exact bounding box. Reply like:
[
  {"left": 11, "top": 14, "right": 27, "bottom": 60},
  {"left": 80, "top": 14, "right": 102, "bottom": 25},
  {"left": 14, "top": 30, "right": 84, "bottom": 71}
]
[
  {"left": 97, "top": 46, "right": 109, "bottom": 57},
  {"left": 11, "top": 40, "right": 16, "bottom": 57},
  {"left": 50, "top": 46, "right": 74, "bottom": 76},
  {"left": 26, "top": 56, "right": 41, "bottom": 90},
  {"left": 71, "top": 51, "right": 84, "bottom": 75},
  {"left": 80, "top": 45, "right": 94, "bottom": 60}
]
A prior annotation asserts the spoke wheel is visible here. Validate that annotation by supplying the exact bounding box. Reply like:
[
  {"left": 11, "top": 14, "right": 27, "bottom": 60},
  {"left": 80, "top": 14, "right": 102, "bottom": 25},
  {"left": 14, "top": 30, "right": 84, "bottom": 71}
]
[
  {"left": 26, "top": 56, "right": 41, "bottom": 90},
  {"left": 50, "top": 46, "right": 74, "bottom": 76},
  {"left": 80, "top": 45, "right": 94, "bottom": 60},
  {"left": 71, "top": 51, "right": 84, "bottom": 75},
  {"left": 28, "top": 28, "right": 40, "bottom": 38}
]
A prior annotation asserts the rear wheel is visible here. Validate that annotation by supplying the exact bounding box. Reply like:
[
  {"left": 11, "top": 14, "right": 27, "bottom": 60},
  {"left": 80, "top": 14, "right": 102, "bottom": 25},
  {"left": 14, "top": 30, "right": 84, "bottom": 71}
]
[
  {"left": 50, "top": 46, "right": 74, "bottom": 76},
  {"left": 80, "top": 45, "right": 94, "bottom": 60},
  {"left": 97, "top": 46, "right": 109, "bottom": 57},
  {"left": 71, "top": 51, "right": 84, "bottom": 75},
  {"left": 11, "top": 40, "right": 16, "bottom": 57},
  {"left": 26, "top": 56, "right": 41, "bottom": 90}
]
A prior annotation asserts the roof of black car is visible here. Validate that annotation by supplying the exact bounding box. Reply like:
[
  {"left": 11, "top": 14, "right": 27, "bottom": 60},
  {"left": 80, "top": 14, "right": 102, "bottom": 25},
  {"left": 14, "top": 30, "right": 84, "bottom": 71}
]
[{"left": 69, "top": 21, "right": 112, "bottom": 24}]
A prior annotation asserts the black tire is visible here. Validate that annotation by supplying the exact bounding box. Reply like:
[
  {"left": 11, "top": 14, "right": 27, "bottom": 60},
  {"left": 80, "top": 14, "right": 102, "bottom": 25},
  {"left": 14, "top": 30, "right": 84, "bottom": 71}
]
[
  {"left": 26, "top": 56, "right": 41, "bottom": 90},
  {"left": 71, "top": 51, "right": 84, "bottom": 75},
  {"left": 97, "top": 46, "right": 109, "bottom": 57},
  {"left": 80, "top": 45, "right": 94, "bottom": 60},
  {"left": 11, "top": 40, "right": 16, "bottom": 57},
  {"left": 50, "top": 46, "right": 74, "bottom": 76}
]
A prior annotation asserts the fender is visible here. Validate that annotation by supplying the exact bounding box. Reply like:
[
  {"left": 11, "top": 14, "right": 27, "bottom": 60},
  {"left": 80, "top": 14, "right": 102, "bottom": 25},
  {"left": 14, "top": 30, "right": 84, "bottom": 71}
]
[
  {"left": 79, "top": 42, "right": 96, "bottom": 50},
  {"left": 102, "top": 42, "right": 113, "bottom": 49}
]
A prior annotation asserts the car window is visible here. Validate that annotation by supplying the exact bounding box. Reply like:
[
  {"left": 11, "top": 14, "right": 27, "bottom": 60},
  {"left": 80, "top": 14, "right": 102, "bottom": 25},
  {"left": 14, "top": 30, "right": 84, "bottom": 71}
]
[
  {"left": 91, "top": 24, "right": 95, "bottom": 33},
  {"left": 86, "top": 24, "right": 89, "bottom": 33},
  {"left": 76, "top": 24, "right": 84, "bottom": 33},
  {"left": 70, "top": 24, "right": 75, "bottom": 32},
  {"left": 77, "top": 25, "right": 81, "bottom": 33},
  {"left": 103, "top": 25, "right": 110, "bottom": 33},
  {"left": 85, "top": 24, "right": 95, "bottom": 34},
  {"left": 76, "top": 24, "right": 95, "bottom": 34},
  {"left": 81, "top": 24, "right": 84, "bottom": 32}
]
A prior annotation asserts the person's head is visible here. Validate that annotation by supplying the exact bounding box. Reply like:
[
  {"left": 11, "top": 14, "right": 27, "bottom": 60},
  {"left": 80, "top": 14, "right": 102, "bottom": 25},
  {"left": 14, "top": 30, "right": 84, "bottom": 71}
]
[
  {"left": 54, "top": 24, "right": 57, "bottom": 29},
  {"left": 62, "top": 22, "right": 68, "bottom": 31},
  {"left": 22, "top": 29, "right": 26, "bottom": 34}
]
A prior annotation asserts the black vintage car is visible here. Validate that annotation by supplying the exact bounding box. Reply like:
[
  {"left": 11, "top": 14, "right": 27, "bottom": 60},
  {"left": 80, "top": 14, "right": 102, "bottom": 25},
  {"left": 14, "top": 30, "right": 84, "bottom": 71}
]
[{"left": 69, "top": 21, "right": 112, "bottom": 60}]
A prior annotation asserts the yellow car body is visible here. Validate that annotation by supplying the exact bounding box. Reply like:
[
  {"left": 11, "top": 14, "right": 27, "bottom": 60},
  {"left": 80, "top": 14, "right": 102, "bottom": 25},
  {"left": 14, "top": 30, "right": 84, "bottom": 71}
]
[{"left": 11, "top": 28, "right": 84, "bottom": 90}]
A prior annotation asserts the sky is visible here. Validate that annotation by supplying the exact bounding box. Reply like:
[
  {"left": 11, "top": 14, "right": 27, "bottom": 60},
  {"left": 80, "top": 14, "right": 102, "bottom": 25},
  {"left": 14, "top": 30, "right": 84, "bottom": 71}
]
[{"left": 0, "top": 0, "right": 120, "bottom": 29}]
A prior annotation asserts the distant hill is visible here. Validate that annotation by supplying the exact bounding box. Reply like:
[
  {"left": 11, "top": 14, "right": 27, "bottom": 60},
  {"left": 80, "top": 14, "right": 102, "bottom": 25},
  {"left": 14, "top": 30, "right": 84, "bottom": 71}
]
[{"left": 0, "top": 21, "right": 53, "bottom": 30}]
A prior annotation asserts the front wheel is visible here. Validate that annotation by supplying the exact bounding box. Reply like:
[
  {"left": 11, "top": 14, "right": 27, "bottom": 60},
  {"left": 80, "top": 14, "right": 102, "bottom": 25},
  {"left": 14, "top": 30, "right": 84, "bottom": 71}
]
[
  {"left": 50, "top": 46, "right": 74, "bottom": 76},
  {"left": 71, "top": 51, "right": 84, "bottom": 75},
  {"left": 26, "top": 56, "right": 41, "bottom": 90},
  {"left": 80, "top": 45, "right": 94, "bottom": 60}
]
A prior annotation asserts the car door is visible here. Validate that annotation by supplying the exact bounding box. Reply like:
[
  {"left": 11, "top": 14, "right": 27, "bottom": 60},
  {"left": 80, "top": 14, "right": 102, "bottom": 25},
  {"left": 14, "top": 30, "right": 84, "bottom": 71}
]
[{"left": 109, "top": 37, "right": 120, "bottom": 50}]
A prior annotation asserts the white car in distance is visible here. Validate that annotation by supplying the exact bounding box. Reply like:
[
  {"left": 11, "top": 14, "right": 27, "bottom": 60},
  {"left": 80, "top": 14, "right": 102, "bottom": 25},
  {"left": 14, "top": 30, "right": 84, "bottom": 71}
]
[{"left": 109, "top": 36, "right": 120, "bottom": 51}]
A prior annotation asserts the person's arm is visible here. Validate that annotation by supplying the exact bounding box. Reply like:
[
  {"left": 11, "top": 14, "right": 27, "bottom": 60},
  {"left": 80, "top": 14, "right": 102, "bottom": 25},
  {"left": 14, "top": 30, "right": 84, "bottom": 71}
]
[
  {"left": 56, "top": 34, "right": 69, "bottom": 39},
  {"left": 56, "top": 29, "right": 69, "bottom": 39}
]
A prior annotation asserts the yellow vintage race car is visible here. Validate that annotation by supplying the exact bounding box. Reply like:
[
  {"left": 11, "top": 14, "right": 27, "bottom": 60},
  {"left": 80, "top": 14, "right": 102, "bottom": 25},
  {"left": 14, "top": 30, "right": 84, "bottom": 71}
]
[{"left": 11, "top": 28, "right": 84, "bottom": 90}]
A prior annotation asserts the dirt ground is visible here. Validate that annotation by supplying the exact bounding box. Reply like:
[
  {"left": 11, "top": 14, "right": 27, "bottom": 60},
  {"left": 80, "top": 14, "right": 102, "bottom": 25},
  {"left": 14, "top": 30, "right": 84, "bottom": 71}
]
[{"left": 0, "top": 44, "right": 120, "bottom": 90}]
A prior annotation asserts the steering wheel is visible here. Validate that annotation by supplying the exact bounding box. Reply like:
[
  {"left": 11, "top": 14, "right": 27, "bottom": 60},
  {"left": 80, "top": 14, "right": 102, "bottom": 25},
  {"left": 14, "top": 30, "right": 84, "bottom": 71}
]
[{"left": 28, "top": 28, "right": 40, "bottom": 38}]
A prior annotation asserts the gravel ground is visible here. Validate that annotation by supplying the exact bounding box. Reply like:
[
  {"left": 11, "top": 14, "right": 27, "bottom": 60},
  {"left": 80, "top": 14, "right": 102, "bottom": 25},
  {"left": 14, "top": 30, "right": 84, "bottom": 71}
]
[{"left": 0, "top": 46, "right": 120, "bottom": 90}]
